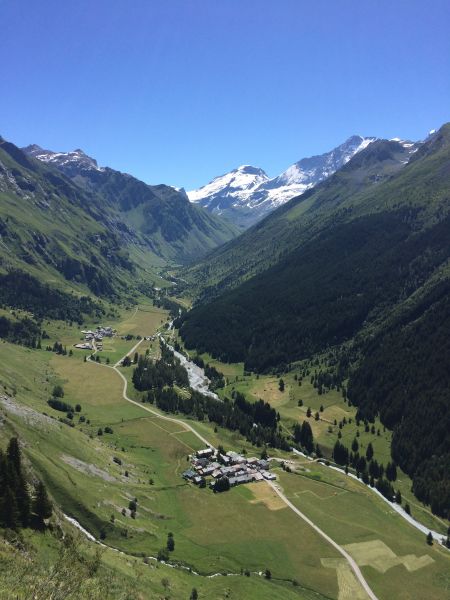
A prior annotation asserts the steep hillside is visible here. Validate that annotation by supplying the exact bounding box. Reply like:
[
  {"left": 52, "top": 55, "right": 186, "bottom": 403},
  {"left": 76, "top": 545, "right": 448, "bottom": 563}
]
[
  {"left": 0, "top": 137, "right": 135, "bottom": 299},
  {"left": 185, "top": 137, "right": 420, "bottom": 301},
  {"left": 180, "top": 125, "right": 450, "bottom": 368},
  {"left": 23, "top": 144, "right": 238, "bottom": 263},
  {"left": 188, "top": 135, "right": 380, "bottom": 227},
  {"left": 178, "top": 123, "right": 450, "bottom": 519}
]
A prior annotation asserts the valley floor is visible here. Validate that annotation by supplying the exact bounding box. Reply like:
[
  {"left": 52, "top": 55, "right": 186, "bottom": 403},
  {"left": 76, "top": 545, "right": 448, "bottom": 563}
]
[{"left": 0, "top": 302, "right": 449, "bottom": 599}]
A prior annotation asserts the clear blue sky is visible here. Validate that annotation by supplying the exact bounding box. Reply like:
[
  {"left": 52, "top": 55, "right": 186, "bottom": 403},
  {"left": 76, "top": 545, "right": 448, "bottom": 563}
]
[{"left": 1, "top": 0, "right": 449, "bottom": 189}]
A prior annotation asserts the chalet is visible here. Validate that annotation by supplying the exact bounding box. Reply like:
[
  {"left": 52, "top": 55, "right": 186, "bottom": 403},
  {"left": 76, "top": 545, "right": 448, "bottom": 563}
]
[
  {"left": 218, "top": 454, "right": 231, "bottom": 465},
  {"left": 202, "top": 465, "right": 216, "bottom": 476},
  {"left": 197, "top": 448, "right": 214, "bottom": 459},
  {"left": 229, "top": 474, "right": 254, "bottom": 486},
  {"left": 193, "top": 458, "right": 209, "bottom": 469},
  {"left": 226, "top": 451, "right": 246, "bottom": 464},
  {"left": 182, "top": 469, "right": 196, "bottom": 480}
]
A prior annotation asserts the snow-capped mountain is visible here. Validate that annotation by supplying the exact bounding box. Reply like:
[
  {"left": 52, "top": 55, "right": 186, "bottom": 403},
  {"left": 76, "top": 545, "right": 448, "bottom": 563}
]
[
  {"left": 23, "top": 144, "right": 103, "bottom": 177},
  {"left": 188, "top": 135, "right": 376, "bottom": 228},
  {"left": 188, "top": 165, "right": 269, "bottom": 215}
]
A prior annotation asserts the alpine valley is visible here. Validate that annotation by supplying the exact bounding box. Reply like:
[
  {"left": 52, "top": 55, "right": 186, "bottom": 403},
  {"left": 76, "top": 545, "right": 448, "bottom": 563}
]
[{"left": 1, "top": 125, "right": 449, "bottom": 600}]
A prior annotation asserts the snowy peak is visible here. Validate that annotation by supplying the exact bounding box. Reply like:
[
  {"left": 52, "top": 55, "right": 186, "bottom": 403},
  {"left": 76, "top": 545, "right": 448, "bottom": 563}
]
[
  {"left": 188, "top": 164, "right": 269, "bottom": 208},
  {"left": 187, "top": 135, "right": 376, "bottom": 227},
  {"left": 274, "top": 135, "right": 376, "bottom": 187},
  {"left": 23, "top": 144, "right": 103, "bottom": 174}
]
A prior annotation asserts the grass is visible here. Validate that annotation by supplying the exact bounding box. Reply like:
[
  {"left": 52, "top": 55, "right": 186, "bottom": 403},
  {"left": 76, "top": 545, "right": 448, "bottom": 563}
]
[
  {"left": 2, "top": 304, "right": 449, "bottom": 599},
  {"left": 195, "top": 350, "right": 450, "bottom": 537},
  {"left": 0, "top": 306, "right": 341, "bottom": 599},
  {"left": 276, "top": 464, "right": 450, "bottom": 600},
  {"left": 0, "top": 525, "right": 324, "bottom": 600}
]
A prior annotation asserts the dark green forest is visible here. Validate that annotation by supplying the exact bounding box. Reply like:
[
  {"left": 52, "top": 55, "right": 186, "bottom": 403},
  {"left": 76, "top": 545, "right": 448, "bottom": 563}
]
[
  {"left": 179, "top": 209, "right": 450, "bottom": 372},
  {"left": 348, "top": 282, "right": 450, "bottom": 519},
  {"left": 0, "top": 270, "right": 101, "bottom": 323}
]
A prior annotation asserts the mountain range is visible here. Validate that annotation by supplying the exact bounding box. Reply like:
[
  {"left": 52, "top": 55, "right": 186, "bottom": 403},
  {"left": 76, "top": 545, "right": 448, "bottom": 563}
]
[
  {"left": 0, "top": 136, "right": 238, "bottom": 306},
  {"left": 1, "top": 118, "right": 449, "bottom": 585},
  {"left": 21, "top": 143, "right": 238, "bottom": 264},
  {"left": 178, "top": 123, "right": 450, "bottom": 519},
  {"left": 187, "top": 135, "right": 394, "bottom": 227}
]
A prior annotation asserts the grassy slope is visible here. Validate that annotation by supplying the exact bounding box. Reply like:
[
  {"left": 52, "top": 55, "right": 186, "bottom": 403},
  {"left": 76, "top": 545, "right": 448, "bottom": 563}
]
[
  {"left": 191, "top": 345, "right": 450, "bottom": 537},
  {"left": 0, "top": 307, "right": 338, "bottom": 600},
  {"left": 1, "top": 304, "right": 450, "bottom": 598}
]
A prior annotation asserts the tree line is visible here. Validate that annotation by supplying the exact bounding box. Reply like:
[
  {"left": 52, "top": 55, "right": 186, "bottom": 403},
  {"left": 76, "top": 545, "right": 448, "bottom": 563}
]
[
  {"left": 132, "top": 348, "right": 189, "bottom": 391},
  {"left": 131, "top": 353, "right": 290, "bottom": 451},
  {"left": 0, "top": 315, "right": 41, "bottom": 348},
  {"left": 348, "top": 283, "right": 450, "bottom": 519},
  {"left": 0, "top": 437, "right": 52, "bottom": 530},
  {"left": 0, "top": 270, "right": 101, "bottom": 323}
]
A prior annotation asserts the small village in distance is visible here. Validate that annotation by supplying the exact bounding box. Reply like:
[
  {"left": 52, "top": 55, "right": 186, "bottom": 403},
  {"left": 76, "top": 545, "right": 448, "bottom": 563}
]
[
  {"left": 183, "top": 447, "right": 276, "bottom": 492},
  {"left": 74, "top": 325, "right": 116, "bottom": 351}
]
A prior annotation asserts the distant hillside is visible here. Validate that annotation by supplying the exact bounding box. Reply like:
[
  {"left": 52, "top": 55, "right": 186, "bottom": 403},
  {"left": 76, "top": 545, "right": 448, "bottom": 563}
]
[
  {"left": 0, "top": 137, "right": 135, "bottom": 299},
  {"left": 0, "top": 135, "right": 237, "bottom": 324},
  {"left": 178, "top": 123, "right": 450, "bottom": 519},
  {"left": 23, "top": 144, "right": 238, "bottom": 264},
  {"left": 180, "top": 125, "right": 450, "bottom": 369},
  {"left": 185, "top": 137, "right": 420, "bottom": 301}
]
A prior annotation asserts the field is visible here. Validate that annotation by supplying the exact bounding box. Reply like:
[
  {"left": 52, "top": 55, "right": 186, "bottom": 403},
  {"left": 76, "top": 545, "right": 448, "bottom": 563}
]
[
  {"left": 184, "top": 342, "right": 450, "bottom": 538},
  {"left": 1, "top": 304, "right": 449, "bottom": 599},
  {"left": 275, "top": 464, "right": 450, "bottom": 600},
  {"left": 0, "top": 306, "right": 338, "bottom": 599}
]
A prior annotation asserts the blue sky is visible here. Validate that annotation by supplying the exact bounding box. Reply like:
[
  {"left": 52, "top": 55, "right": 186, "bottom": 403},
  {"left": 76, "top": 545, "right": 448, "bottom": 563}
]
[{"left": 1, "top": 0, "right": 449, "bottom": 189}]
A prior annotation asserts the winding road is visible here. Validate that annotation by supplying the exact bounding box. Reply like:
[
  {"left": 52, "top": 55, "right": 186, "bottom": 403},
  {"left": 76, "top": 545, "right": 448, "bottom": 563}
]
[{"left": 92, "top": 333, "right": 378, "bottom": 600}]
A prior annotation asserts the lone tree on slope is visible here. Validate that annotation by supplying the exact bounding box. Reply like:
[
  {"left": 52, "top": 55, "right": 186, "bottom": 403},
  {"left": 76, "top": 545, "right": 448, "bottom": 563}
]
[{"left": 33, "top": 480, "right": 52, "bottom": 526}]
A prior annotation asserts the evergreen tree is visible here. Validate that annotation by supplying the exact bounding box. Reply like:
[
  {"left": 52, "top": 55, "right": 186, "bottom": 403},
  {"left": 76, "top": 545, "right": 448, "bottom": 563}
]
[
  {"left": 15, "top": 472, "right": 31, "bottom": 527},
  {"left": 33, "top": 480, "right": 52, "bottom": 525},
  {"left": 6, "top": 437, "right": 21, "bottom": 474},
  {"left": 366, "top": 442, "right": 374, "bottom": 461},
  {"left": 1, "top": 486, "right": 19, "bottom": 529},
  {"left": 167, "top": 532, "right": 175, "bottom": 552},
  {"left": 300, "top": 421, "right": 314, "bottom": 453},
  {"left": 333, "top": 440, "right": 349, "bottom": 465},
  {"left": 426, "top": 532, "right": 433, "bottom": 545},
  {"left": 386, "top": 462, "right": 397, "bottom": 482},
  {"left": 214, "top": 476, "right": 230, "bottom": 492}
]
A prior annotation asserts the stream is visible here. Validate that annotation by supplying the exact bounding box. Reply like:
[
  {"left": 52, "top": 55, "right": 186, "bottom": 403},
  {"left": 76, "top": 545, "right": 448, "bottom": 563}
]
[{"left": 159, "top": 334, "right": 220, "bottom": 401}]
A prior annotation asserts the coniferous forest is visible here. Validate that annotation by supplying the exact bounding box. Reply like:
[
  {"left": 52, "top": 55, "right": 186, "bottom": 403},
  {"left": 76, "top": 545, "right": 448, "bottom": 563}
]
[{"left": 348, "top": 285, "right": 450, "bottom": 519}]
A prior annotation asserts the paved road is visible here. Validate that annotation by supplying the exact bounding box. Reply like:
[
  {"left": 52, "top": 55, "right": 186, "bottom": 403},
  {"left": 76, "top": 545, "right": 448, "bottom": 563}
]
[
  {"left": 112, "top": 361, "right": 215, "bottom": 449},
  {"left": 268, "top": 480, "right": 378, "bottom": 600},
  {"left": 94, "top": 333, "right": 379, "bottom": 600}
]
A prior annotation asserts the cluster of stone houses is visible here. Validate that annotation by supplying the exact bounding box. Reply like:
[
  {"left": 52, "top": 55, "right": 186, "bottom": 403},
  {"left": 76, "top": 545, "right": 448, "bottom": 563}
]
[
  {"left": 74, "top": 326, "right": 115, "bottom": 350},
  {"left": 182, "top": 447, "right": 276, "bottom": 490}
]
